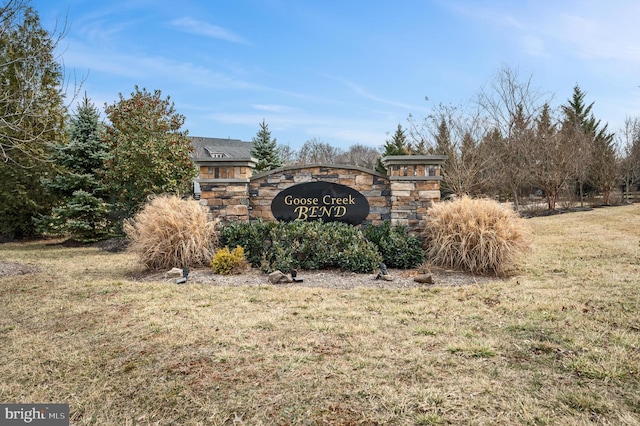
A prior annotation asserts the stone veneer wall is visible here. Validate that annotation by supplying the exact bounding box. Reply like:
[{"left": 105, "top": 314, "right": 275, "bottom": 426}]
[
  {"left": 383, "top": 155, "right": 446, "bottom": 232},
  {"left": 196, "top": 158, "right": 256, "bottom": 222},
  {"left": 249, "top": 165, "right": 391, "bottom": 226},
  {"left": 195, "top": 155, "right": 446, "bottom": 233}
]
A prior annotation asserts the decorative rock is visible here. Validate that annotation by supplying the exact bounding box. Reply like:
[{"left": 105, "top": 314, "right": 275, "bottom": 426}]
[
  {"left": 268, "top": 270, "right": 293, "bottom": 284},
  {"left": 165, "top": 267, "right": 183, "bottom": 278},
  {"left": 414, "top": 274, "right": 434, "bottom": 284}
]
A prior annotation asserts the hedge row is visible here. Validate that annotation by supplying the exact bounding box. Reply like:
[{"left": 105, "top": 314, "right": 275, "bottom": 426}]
[{"left": 219, "top": 220, "right": 425, "bottom": 274}]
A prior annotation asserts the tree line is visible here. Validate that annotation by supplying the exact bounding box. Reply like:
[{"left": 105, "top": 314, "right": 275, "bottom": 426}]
[
  {"left": 2, "top": 1, "right": 639, "bottom": 242},
  {"left": 416, "top": 67, "right": 639, "bottom": 211},
  {"left": 1, "top": 1, "right": 196, "bottom": 239},
  {"left": 258, "top": 66, "right": 640, "bottom": 212},
  {"left": 251, "top": 121, "right": 381, "bottom": 173}
]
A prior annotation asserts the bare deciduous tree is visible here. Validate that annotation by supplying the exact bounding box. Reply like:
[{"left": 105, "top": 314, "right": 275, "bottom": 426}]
[
  {"left": 589, "top": 125, "right": 617, "bottom": 205},
  {"left": 0, "top": 0, "right": 71, "bottom": 165},
  {"left": 560, "top": 85, "right": 609, "bottom": 207},
  {"left": 618, "top": 116, "right": 640, "bottom": 202},
  {"left": 476, "top": 66, "right": 548, "bottom": 209},
  {"left": 295, "top": 138, "right": 343, "bottom": 164},
  {"left": 336, "top": 143, "right": 379, "bottom": 170},
  {"left": 276, "top": 144, "right": 296, "bottom": 166},
  {"left": 418, "top": 104, "right": 495, "bottom": 197},
  {"left": 527, "top": 103, "right": 573, "bottom": 210}
]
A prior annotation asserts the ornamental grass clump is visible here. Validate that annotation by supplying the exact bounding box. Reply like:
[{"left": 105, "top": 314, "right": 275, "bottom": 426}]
[
  {"left": 422, "top": 196, "right": 531, "bottom": 276},
  {"left": 124, "top": 195, "right": 218, "bottom": 270}
]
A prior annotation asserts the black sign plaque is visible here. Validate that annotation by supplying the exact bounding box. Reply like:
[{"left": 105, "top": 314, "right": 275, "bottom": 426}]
[{"left": 271, "top": 181, "right": 370, "bottom": 225}]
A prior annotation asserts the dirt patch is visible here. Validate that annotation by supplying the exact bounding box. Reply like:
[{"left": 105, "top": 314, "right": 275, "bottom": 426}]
[
  {"left": 46, "top": 237, "right": 130, "bottom": 252},
  {"left": 92, "top": 237, "right": 129, "bottom": 253},
  {"left": 0, "top": 261, "right": 40, "bottom": 277},
  {"left": 128, "top": 266, "right": 500, "bottom": 289}
]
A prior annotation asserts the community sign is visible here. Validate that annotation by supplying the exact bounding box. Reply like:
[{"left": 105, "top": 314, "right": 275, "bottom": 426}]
[{"left": 271, "top": 181, "right": 369, "bottom": 225}]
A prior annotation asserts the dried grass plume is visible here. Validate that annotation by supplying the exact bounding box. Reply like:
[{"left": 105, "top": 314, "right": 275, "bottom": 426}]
[
  {"left": 422, "top": 196, "right": 531, "bottom": 276},
  {"left": 124, "top": 195, "right": 219, "bottom": 270}
]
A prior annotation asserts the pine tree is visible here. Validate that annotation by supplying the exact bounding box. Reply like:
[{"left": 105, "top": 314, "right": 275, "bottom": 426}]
[
  {"left": 376, "top": 124, "right": 409, "bottom": 173},
  {"left": 434, "top": 119, "right": 452, "bottom": 156},
  {"left": 505, "top": 103, "right": 534, "bottom": 210},
  {"left": 560, "top": 85, "right": 614, "bottom": 206},
  {"left": 36, "top": 94, "right": 112, "bottom": 241},
  {"left": 0, "top": 4, "right": 66, "bottom": 238},
  {"left": 251, "top": 119, "right": 282, "bottom": 172},
  {"left": 433, "top": 118, "right": 455, "bottom": 196},
  {"left": 529, "top": 103, "right": 571, "bottom": 210}
]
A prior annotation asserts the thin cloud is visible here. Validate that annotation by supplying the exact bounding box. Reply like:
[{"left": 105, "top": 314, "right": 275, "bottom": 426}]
[
  {"left": 209, "top": 110, "right": 395, "bottom": 147},
  {"left": 548, "top": 12, "right": 640, "bottom": 64},
  {"left": 170, "top": 17, "right": 248, "bottom": 44},
  {"left": 252, "top": 104, "right": 298, "bottom": 113},
  {"left": 326, "top": 75, "right": 418, "bottom": 110},
  {"left": 450, "top": 1, "right": 640, "bottom": 69},
  {"left": 62, "top": 40, "right": 260, "bottom": 90}
]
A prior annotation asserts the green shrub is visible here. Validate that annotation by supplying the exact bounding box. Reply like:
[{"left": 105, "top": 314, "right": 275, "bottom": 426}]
[
  {"left": 220, "top": 220, "right": 382, "bottom": 273},
  {"left": 362, "top": 221, "right": 425, "bottom": 268},
  {"left": 218, "top": 220, "right": 275, "bottom": 266},
  {"left": 421, "top": 196, "right": 531, "bottom": 276},
  {"left": 210, "top": 246, "right": 248, "bottom": 275},
  {"left": 124, "top": 195, "right": 218, "bottom": 270}
]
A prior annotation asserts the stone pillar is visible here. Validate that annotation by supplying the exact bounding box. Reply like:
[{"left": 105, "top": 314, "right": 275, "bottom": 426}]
[
  {"left": 194, "top": 158, "right": 257, "bottom": 222},
  {"left": 383, "top": 155, "right": 446, "bottom": 232}
]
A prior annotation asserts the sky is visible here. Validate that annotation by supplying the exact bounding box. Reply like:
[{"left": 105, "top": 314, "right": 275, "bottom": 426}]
[{"left": 33, "top": 0, "right": 640, "bottom": 151}]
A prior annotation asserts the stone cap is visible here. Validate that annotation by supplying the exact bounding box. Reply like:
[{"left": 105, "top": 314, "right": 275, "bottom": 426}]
[
  {"left": 251, "top": 163, "right": 387, "bottom": 180},
  {"left": 382, "top": 155, "right": 447, "bottom": 167},
  {"left": 388, "top": 175, "right": 443, "bottom": 181}
]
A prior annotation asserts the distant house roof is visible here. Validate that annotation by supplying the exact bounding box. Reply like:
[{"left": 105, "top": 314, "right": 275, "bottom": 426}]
[{"left": 190, "top": 136, "right": 254, "bottom": 160}]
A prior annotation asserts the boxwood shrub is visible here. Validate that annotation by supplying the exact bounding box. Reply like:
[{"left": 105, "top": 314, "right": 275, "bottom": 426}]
[
  {"left": 362, "top": 221, "right": 425, "bottom": 269},
  {"left": 220, "top": 220, "right": 382, "bottom": 273}
]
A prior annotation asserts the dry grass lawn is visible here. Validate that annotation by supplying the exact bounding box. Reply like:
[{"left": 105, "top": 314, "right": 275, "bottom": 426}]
[{"left": 1, "top": 205, "right": 639, "bottom": 425}]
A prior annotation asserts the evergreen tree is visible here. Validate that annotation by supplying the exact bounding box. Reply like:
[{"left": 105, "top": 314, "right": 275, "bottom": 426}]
[
  {"left": 103, "top": 86, "right": 197, "bottom": 225},
  {"left": 0, "top": 4, "right": 66, "bottom": 238},
  {"left": 36, "top": 94, "right": 112, "bottom": 241},
  {"left": 560, "top": 85, "right": 614, "bottom": 206},
  {"left": 433, "top": 118, "right": 453, "bottom": 156},
  {"left": 528, "top": 103, "right": 572, "bottom": 210},
  {"left": 433, "top": 118, "right": 455, "bottom": 196},
  {"left": 561, "top": 85, "right": 594, "bottom": 129},
  {"left": 376, "top": 124, "right": 409, "bottom": 173},
  {"left": 505, "top": 103, "right": 534, "bottom": 210},
  {"left": 251, "top": 119, "right": 282, "bottom": 172}
]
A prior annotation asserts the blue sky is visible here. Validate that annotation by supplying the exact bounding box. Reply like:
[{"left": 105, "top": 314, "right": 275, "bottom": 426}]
[{"left": 34, "top": 0, "right": 640, "bottom": 150}]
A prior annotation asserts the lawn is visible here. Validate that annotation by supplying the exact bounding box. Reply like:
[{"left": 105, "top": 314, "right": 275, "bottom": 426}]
[{"left": 1, "top": 205, "right": 639, "bottom": 425}]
